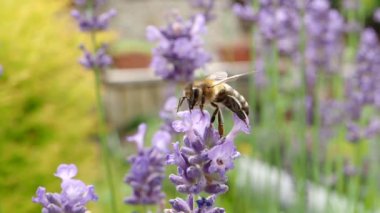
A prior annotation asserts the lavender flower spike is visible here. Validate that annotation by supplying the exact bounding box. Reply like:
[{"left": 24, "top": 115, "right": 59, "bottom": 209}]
[
  {"left": 233, "top": 3, "right": 256, "bottom": 22},
  {"left": 188, "top": 0, "right": 216, "bottom": 22},
  {"left": 147, "top": 14, "right": 211, "bottom": 82},
  {"left": 32, "top": 164, "right": 98, "bottom": 213},
  {"left": 168, "top": 110, "right": 248, "bottom": 195},
  {"left": 71, "top": 0, "right": 116, "bottom": 32},
  {"left": 79, "top": 44, "right": 112, "bottom": 70},
  {"left": 124, "top": 123, "right": 169, "bottom": 205}
]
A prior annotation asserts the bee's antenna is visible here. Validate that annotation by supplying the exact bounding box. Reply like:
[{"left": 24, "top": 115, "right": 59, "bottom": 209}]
[{"left": 177, "top": 97, "right": 186, "bottom": 112}]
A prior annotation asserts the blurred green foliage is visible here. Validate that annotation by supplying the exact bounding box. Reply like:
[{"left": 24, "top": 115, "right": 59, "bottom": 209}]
[{"left": 0, "top": 1, "right": 103, "bottom": 212}]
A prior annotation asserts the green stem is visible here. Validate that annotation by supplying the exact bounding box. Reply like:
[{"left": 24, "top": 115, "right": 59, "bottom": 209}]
[
  {"left": 293, "top": 6, "right": 308, "bottom": 211},
  {"left": 90, "top": 31, "right": 118, "bottom": 213}
]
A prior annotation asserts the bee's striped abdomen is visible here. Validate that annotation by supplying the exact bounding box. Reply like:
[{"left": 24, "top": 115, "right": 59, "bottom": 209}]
[
  {"left": 229, "top": 88, "right": 249, "bottom": 116},
  {"left": 214, "top": 85, "right": 249, "bottom": 122}
]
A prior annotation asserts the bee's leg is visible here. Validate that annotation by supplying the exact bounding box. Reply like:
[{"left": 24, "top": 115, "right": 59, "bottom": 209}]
[
  {"left": 217, "top": 109, "right": 224, "bottom": 137},
  {"left": 187, "top": 99, "right": 192, "bottom": 114},
  {"left": 177, "top": 97, "right": 186, "bottom": 112},
  {"left": 200, "top": 93, "right": 206, "bottom": 117},
  {"left": 210, "top": 104, "right": 219, "bottom": 124}
]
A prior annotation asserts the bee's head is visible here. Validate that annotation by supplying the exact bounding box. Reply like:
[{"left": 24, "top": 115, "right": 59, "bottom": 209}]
[{"left": 177, "top": 83, "right": 201, "bottom": 112}]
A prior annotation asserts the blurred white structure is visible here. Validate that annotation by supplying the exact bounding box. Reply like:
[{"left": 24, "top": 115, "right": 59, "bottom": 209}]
[{"left": 237, "top": 157, "right": 376, "bottom": 213}]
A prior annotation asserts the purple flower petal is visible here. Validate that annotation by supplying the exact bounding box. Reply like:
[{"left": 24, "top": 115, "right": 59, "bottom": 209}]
[
  {"left": 207, "top": 140, "right": 236, "bottom": 175},
  {"left": 127, "top": 123, "right": 147, "bottom": 151},
  {"left": 226, "top": 114, "right": 250, "bottom": 142},
  {"left": 152, "top": 130, "right": 171, "bottom": 153},
  {"left": 374, "top": 8, "right": 380, "bottom": 22},
  {"left": 54, "top": 164, "right": 77, "bottom": 180},
  {"left": 169, "top": 197, "right": 192, "bottom": 212},
  {"left": 32, "top": 187, "right": 49, "bottom": 207}
]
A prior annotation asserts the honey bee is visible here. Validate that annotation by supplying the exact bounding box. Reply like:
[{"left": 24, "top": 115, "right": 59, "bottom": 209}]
[{"left": 177, "top": 71, "right": 251, "bottom": 136}]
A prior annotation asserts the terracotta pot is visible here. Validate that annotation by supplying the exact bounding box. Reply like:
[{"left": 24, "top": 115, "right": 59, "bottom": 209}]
[
  {"left": 112, "top": 52, "right": 151, "bottom": 69},
  {"left": 218, "top": 43, "right": 251, "bottom": 62}
]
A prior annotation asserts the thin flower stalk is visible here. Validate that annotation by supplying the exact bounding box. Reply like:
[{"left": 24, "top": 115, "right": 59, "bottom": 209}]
[{"left": 71, "top": 0, "right": 117, "bottom": 212}]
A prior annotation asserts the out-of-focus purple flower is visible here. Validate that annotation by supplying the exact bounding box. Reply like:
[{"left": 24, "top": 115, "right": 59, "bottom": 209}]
[
  {"left": 188, "top": 0, "right": 216, "bottom": 22},
  {"left": 72, "top": 0, "right": 115, "bottom": 71},
  {"left": 319, "top": 100, "right": 345, "bottom": 141},
  {"left": 343, "top": 0, "right": 359, "bottom": 10},
  {"left": 72, "top": 9, "right": 116, "bottom": 32},
  {"left": 234, "top": 0, "right": 301, "bottom": 56},
  {"left": 147, "top": 14, "right": 211, "bottom": 82},
  {"left": 305, "top": 0, "right": 345, "bottom": 74},
  {"left": 374, "top": 8, "right": 380, "bottom": 22},
  {"left": 32, "top": 164, "right": 98, "bottom": 213},
  {"left": 233, "top": 3, "right": 256, "bottom": 22},
  {"left": 346, "top": 28, "right": 380, "bottom": 121},
  {"left": 304, "top": 0, "right": 345, "bottom": 127},
  {"left": 168, "top": 110, "right": 249, "bottom": 196},
  {"left": 364, "top": 118, "right": 380, "bottom": 138},
  {"left": 346, "top": 118, "right": 380, "bottom": 143},
  {"left": 160, "top": 96, "right": 179, "bottom": 135},
  {"left": 0, "top": 65, "right": 3, "bottom": 76},
  {"left": 254, "top": 58, "right": 267, "bottom": 88},
  {"left": 71, "top": 0, "right": 116, "bottom": 32},
  {"left": 126, "top": 123, "right": 147, "bottom": 151},
  {"left": 346, "top": 122, "right": 362, "bottom": 142},
  {"left": 124, "top": 123, "right": 169, "bottom": 205},
  {"left": 165, "top": 195, "right": 225, "bottom": 213},
  {"left": 152, "top": 130, "right": 172, "bottom": 153},
  {"left": 343, "top": 160, "right": 357, "bottom": 176},
  {"left": 79, "top": 44, "right": 112, "bottom": 70}
]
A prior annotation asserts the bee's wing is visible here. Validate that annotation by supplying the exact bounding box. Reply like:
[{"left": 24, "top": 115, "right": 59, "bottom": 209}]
[
  {"left": 210, "top": 71, "right": 254, "bottom": 87},
  {"left": 206, "top": 71, "right": 228, "bottom": 81}
]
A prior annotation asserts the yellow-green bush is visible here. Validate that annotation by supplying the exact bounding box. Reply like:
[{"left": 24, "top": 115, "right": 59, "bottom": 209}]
[{"left": 0, "top": 1, "right": 104, "bottom": 212}]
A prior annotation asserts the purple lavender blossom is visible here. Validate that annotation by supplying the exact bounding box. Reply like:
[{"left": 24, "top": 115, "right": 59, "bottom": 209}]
[
  {"left": 304, "top": 0, "right": 345, "bottom": 126},
  {"left": 72, "top": 0, "right": 115, "bottom": 71},
  {"left": 188, "top": 0, "right": 216, "bottom": 22},
  {"left": 71, "top": 0, "right": 116, "bottom": 32},
  {"left": 374, "top": 8, "right": 380, "bottom": 22},
  {"left": 343, "top": 0, "right": 359, "bottom": 10},
  {"left": 305, "top": 0, "right": 345, "bottom": 74},
  {"left": 319, "top": 100, "right": 345, "bottom": 142},
  {"left": 233, "top": 3, "right": 256, "bottom": 22},
  {"left": 147, "top": 14, "right": 211, "bottom": 82},
  {"left": 79, "top": 44, "right": 112, "bottom": 70},
  {"left": 32, "top": 164, "right": 98, "bottom": 213},
  {"left": 233, "top": 0, "right": 301, "bottom": 56},
  {"left": 346, "top": 122, "right": 361, "bottom": 142},
  {"left": 124, "top": 123, "right": 169, "bottom": 205},
  {"left": 159, "top": 96, "right": 180, "bottom": 135},
  {"left": 165, "top": 195, "right": 225, "bottom": 213},
  {"left": 364, "top": 118, "right": 380, "bottom": 138},
  {"left": 346, "top": 28, "right": 380, "bottom": 121},
  {"left": 346, "top": 118, "right": 380, "bottom": 143},
  {"left": 168, "top": 110, "right": 248, "bottom": 195}
]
